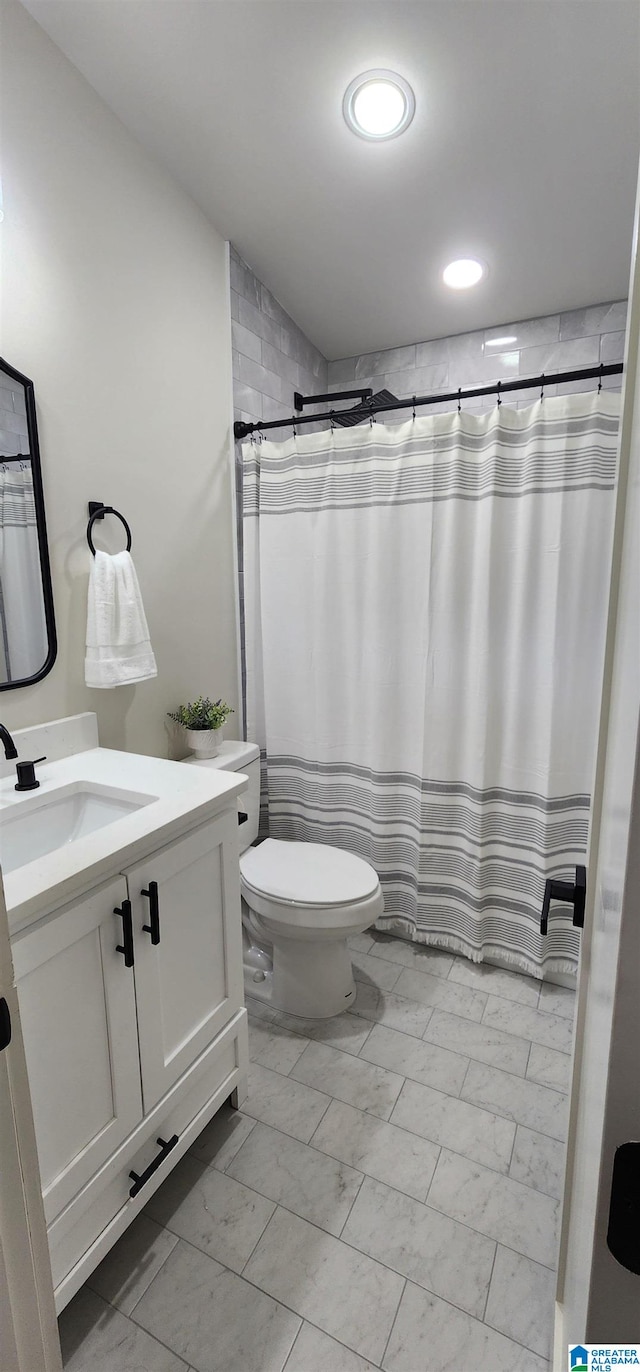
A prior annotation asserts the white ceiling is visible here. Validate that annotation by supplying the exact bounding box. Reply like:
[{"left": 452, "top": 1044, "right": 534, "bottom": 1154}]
[{"left": 23, "top": 0, "right": 640, "bottom": 359}]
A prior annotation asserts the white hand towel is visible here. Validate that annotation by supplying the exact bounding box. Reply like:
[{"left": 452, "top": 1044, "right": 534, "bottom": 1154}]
[{"left": 85, "top": 550, "right": 157, "bottom": 688}]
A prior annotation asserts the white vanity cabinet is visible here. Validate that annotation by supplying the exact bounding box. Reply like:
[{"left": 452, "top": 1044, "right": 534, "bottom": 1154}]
[
  {"left": 128, "top": 813, "right": 244, "bottom": 1111},
  {"left": 11, "top": 875, "right": 143, "bottom": 1227},
  {"left": 10, "top": 804, "right": 248, "bottom": 1312}
]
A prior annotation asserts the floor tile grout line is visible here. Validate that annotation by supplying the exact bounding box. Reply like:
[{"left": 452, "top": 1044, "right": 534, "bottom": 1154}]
[
  {"left": 424, "top": 1182, "right": 559, "bottom": 1272},
  {"left": 428, "top": 1005, "right": 558, "bottom": 1056},
  {"left": 360, "top": 934, "right": 576, "bottom": 1013},
  {"left": 223, "top": 1144, "right": 561, "bottom": 1283},
  {"left": 336, "top": 1167, "right": 368, "bottom": 1240},
  {"left": 172, "top": 1181, "right": 495, "bottom": 1321},
  {"left": 288, "top": 1039, "right": 407, "bottom": 1106},
  {"left": 85, "top": 1149, "right": 557, "bottom": 1363},
  {"left": 361, "top": 943, "right": 455, "bottom": 978},
  {"left": 348, "top": 1008, "right": 435, "bottom": 1044},
  {"left": 378, "top": 1274, "right": 408, "bottom": 1369},
  {"left": 482, "top": 1297, "right": 555, "bottom": 1361},
  {"left": 523, "top": 1038, "right": 534, "bottom": 1080},
  {"left": 386, "top": 1114, "right": 562, "bottom": 1208},
  {"left": 253, "top": 997, "right": 570, "bottom": 1086},
  {"left": 460, "top": 1054, "right": 570, "bottom": 1106},
  {"left": 237, "top": 1118, "right": 495, "bottom": 1231},
  {"left": 480, "top": 1238, "right": 499, "bottom": 1322},
  {"left": 120, "top": 1228, "right": 181, "bottom": 1319},
  {"left": 481, "top": 986, "right": 576, "bottom": 1036},
  {"left": 90, "top": 1280, "right": 201, "bottom": 1372},
  {"left": 155, "top": 1224, "right": 403, "bottom": 1367},
  {"left": 357, "top": 1038, "right": 471, "bottom": 1095},
  {"left": 244, "top": 1057, "right": 566, "bottom": 1193},
  {"left": 506, "top": 1117, "right": 519, "bottom": 1174},
  {"left": 277, "top": 1316, "right": 305, "bottom": 1372},
  {"left": 422, "top": 1145, "right": 442, "bottom": 1209},
  {"left": 458, "top": 1055, "right": 474, "bottom": 1097},
  {"left": 380, "top": 1273, "right": 555, "bottom": 1369},
  {"left": 282, "top": 1315, "right": 388, "bottom": 1372},
  {"left": 126, "top": 1201, "right": 560, "bottom": 1364}
]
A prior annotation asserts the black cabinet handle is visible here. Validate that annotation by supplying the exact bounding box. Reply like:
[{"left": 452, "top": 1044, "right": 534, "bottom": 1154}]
[
  {"left": 114, "top": 899, "right": 135, "bottom": 967},
  {"left": 0, "top": 997, "right": 11, "bottom": 1052},
  {"left": 540, "top": 865, "right": 586, "bottom": 935},
  {"left": 141, "top": 881, "right": 160, "bottom": 945},
  {"left": 129, "top": 1134, "right": 179, "bottom": 1198}
]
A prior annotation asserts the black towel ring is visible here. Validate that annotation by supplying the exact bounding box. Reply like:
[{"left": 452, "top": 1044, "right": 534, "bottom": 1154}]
[{"left": 87, "top": 503, "right": 132, "bottom": 556}]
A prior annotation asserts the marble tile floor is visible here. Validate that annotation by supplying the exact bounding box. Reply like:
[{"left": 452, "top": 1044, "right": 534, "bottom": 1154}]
[{"left": 59, "top": 933, "right": 575, "bottom": 1372}]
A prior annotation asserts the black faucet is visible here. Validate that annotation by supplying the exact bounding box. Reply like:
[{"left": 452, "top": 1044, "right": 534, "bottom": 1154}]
[{"left": 0, "top": 723, "right": 18, "bottom": 761}]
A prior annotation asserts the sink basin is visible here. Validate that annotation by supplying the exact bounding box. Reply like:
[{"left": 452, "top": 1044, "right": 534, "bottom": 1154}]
[{"left": 0, "top": 782, "right": 158, "bottom": 874}]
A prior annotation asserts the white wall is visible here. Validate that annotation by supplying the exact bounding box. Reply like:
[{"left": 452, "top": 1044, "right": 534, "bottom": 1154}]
[{"left": 0, "top": 1, "right": 239, "bottom": 757}]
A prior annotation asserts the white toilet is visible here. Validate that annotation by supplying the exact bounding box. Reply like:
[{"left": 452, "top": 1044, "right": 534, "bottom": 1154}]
[{"left": 185, "top": 740, "right": 384, "bottom": 1018}]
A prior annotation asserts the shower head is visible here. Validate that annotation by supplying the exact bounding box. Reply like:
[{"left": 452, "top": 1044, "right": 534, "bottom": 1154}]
[{"left": 331, "top": 389, "right": 398, "bottom": 426}]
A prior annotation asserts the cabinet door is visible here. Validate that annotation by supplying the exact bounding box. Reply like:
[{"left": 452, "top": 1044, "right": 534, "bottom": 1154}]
[
  {"left": 127, "top": 813, "right": 244, "bottom": 1112},
  {"left": 11, "top": 878, "right": 142, "bottom": 1226}
]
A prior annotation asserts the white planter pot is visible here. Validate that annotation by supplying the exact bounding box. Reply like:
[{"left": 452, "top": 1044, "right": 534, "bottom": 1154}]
[{"left": 185, "top": 726, "right": 225, "bottom": 759}]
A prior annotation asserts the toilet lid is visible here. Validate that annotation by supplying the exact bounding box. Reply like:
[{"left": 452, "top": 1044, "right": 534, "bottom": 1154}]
[{"left": 240, "top": 838, "right": 379, "bottom": 907}]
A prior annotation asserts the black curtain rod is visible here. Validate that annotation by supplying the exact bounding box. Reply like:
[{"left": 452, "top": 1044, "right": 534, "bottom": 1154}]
[{"left": 234, "top": 362, "right": 623, "bottom": 440}]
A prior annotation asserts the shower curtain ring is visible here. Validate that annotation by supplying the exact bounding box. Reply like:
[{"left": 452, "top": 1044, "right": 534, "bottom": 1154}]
[
  {"left": 540, "top": 374, "right": 545, "bottom": 402},
  {"left": 598, "top": 364, "right": 603, "bottom": 394},
  {"left": 496, "top": 380, "right": 502, "bottom": 407},
  {"left": 412, "top": 395, "right": 416, "bottom": 421},
  {"left": 330, "top": 409, "right": 336, "bottom": 432},
  {"left": 292, "top": 418, "right": 297, "bottom": 438},
  {"left": 457, "top": 388, "right": 462, "bottom": 414}
]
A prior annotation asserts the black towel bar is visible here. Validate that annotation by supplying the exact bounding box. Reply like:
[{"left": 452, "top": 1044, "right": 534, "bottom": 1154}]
[{"left": 87, "top": 502, "right": 132, "bottom": 556}]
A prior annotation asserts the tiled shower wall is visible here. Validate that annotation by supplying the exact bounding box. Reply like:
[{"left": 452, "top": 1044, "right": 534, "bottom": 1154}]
[
  {"left": 231, "top": 246, "right": 327, "bottom": 428},
  {"left": 231, "top": 241, "right": 626, "bottom": 430},
  {"left": 327, "top": 300, "right": 627, "bottom": 418}
]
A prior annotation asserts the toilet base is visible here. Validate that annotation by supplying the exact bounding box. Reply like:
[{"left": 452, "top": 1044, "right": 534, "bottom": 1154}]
[{"left": 243, "top": 934, "right": 358, "bottom": 1019}]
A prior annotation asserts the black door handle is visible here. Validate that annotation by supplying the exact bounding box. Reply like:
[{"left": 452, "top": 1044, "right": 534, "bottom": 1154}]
[
  {"left": 129, "top": 1134, "right": 180, "bottom": 1198},
  {"left": 0, "top": 997, "right": 11, "bottom": 1052},
  {"left": 141, "top": 881, "right": 160, "bottom": 945},
  {"left": 238, "top": 811, "right": 248, "bottom": 825},
  {"left": 540, "top": 865, "right": 586, "bottom": 935},
  {"left": 114, "top": 899, "right": 135, "bottom": 967}
]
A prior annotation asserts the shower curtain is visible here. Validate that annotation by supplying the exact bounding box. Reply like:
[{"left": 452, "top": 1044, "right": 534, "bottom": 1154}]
[{"left": 243, "top": 392, "right": 620, "bottom": 978}]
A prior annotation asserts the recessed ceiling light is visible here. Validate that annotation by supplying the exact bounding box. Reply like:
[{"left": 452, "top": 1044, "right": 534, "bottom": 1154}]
[
  {"left": 343, "top": 70, "right": 415, "bottom": 141},
  {"left": 443, "top": 258, "right": 485, "bottom": 289},
  {"left": 485, "top": 335, "right": 517, "bottom": 347}
]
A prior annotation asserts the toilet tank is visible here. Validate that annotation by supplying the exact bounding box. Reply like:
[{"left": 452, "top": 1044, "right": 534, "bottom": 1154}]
[{"left": 182, "top": 740, "right": 260, "bottom": 852}]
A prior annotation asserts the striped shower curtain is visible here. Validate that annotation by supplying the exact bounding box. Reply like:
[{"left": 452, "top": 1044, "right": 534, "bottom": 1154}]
[{"left": 243, "top": 392, "right": 620, "bottom": 978}]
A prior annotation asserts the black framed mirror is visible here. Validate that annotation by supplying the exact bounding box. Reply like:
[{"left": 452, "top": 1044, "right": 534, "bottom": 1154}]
[{"left": 0, "top": 358, "right": 57, "bottom": 689}]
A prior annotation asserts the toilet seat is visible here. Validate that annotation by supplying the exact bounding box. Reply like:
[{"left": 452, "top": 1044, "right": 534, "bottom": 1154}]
[
  {"left": 240, "top": 838, "right": 383, "bottom": 934},
  {"left": 240, "top": 838, "right": 379, "bottom": 905}
]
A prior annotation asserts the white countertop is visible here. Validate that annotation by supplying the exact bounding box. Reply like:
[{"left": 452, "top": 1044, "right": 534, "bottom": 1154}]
[{"left": 1, "top": 746, "right": 246, "bottom": 933}]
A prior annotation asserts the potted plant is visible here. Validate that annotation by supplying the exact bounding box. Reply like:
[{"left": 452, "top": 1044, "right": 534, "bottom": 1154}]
[{"left": 168, "top": 696, "right": 234, "bottom": 759}]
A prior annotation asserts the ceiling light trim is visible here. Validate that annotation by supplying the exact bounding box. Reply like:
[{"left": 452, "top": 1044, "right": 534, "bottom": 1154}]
[{"left": 343, "top": 69, "right": 416, "bottom": 141}]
